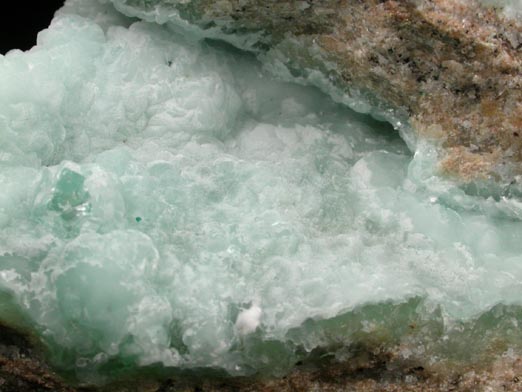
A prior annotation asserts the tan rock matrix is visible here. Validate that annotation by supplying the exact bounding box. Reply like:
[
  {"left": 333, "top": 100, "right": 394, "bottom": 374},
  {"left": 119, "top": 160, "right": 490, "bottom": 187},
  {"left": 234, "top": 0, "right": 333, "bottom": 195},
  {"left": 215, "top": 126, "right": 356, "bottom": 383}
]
[{"left": 115, "top": 0, "right": 522, "bottom": 182}]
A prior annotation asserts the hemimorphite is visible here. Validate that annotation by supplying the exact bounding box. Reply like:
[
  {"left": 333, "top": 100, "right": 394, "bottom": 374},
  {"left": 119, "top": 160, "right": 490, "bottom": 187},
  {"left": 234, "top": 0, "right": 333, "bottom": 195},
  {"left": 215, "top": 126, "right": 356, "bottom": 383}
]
[{"left": 1, "top": 0, "right": 522, "bottom": 384}]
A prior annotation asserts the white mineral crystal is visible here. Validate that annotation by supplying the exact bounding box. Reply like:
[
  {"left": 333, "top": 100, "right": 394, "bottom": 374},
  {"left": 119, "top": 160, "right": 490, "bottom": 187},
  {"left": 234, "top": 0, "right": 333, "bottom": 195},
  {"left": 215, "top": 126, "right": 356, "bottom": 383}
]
[{"left": 235, "top": 305, "right": 262, "bottom": 335}]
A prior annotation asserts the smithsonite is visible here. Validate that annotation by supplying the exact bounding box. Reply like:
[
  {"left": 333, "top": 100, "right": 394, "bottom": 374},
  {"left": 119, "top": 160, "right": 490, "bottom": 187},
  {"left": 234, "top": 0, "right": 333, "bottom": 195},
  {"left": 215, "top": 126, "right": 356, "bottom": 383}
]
[{"left": 0, "top": 0, "right": 522, "bottom": 383}]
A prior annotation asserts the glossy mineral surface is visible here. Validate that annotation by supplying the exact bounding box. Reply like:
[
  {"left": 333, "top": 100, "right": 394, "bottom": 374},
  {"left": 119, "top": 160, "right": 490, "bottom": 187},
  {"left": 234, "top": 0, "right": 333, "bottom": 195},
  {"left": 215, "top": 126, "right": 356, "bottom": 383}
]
[{"left": 1, "top": 0, "right": 522, "bottom": 384}]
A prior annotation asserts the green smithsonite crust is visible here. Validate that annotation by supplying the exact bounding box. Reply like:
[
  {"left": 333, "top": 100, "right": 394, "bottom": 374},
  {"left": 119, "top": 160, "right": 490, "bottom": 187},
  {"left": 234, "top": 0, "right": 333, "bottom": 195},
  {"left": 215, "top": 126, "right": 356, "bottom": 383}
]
[{"left": 0, "top": 0, "right": 522, "bottom": 388}]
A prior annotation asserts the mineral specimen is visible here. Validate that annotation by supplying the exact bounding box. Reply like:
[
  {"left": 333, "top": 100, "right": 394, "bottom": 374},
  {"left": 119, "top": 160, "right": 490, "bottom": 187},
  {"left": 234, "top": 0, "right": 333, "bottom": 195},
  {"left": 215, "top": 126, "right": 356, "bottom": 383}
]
[{"left": 1, "top": 0, "right": 522, "bottom": 388}]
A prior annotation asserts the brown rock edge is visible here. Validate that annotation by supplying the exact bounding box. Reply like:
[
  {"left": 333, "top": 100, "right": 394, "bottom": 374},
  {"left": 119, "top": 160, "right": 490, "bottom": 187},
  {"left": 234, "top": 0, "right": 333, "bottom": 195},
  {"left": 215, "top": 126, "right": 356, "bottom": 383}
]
[
  {"left": 0, "top": 323, "right": 73, "bottom": 392},
  {"left": 3, "top": 323, "right": 522, "bottom": 392}
]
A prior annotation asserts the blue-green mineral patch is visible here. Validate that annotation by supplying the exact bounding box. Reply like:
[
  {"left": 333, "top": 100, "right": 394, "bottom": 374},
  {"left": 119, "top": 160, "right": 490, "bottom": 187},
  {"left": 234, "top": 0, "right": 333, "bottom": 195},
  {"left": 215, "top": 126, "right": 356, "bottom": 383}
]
[{"left": 1, "top": 0, "right": 522, "bottom": 385}]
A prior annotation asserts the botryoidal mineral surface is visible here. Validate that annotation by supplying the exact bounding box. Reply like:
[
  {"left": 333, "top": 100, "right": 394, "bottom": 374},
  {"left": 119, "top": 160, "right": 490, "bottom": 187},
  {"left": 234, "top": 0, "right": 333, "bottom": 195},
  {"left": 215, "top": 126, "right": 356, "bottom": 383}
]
[{"left": 1, "top": 0, "right": 522, "bottom": 390}]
